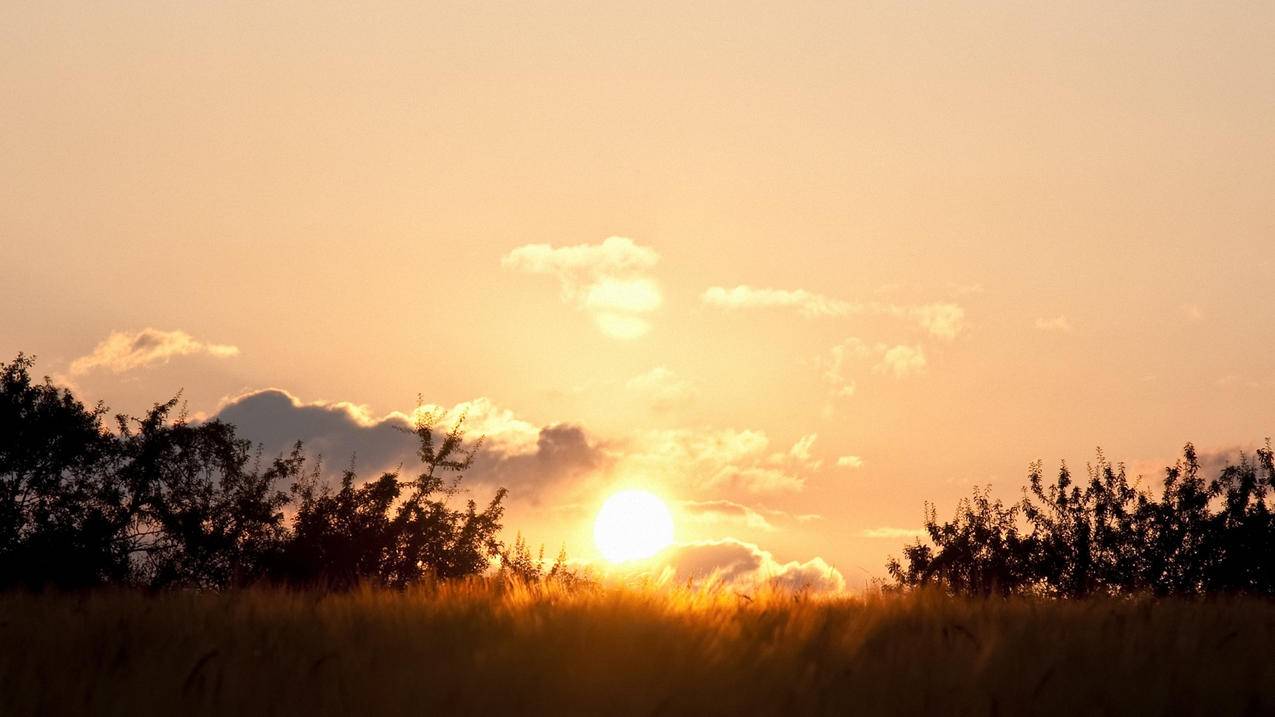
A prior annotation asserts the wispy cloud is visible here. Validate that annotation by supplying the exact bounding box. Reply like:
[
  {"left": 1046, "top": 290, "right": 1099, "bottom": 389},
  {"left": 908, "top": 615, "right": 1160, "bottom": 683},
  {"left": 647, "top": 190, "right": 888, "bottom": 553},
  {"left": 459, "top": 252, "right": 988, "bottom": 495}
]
[
  {"left": 1034, "top": 315, "right": 1074, "bottom": 333},
  {"left": 701, "top": 285, "right": 966, "bottom": 339},
  {"left": 859, "top": 527, "right": 926, "bottom": 539},
  {"left": 836, "top": 455, "right": 864, "bottom": 469},
  {"left": 909, "top": 303, "right": 965, "bottom": 340},
  {"left": 875, "top": 345, "right": 927, "bottom": 378},
  {"left": 502, "top": 236, "right": 662, "bottom": 339},
  {"left": 700, "top": 285, "right": 852, "bottom": 317},
  {"left": 626, "top": 366, "right": 696, "bottom": 410},
  {"left": 618, "top": 428, "right": 806, "bottom": 493},
  {"left": 787, "top": 434, "right": 819, "bottom": 464},
  {"left": 820, "top": 339, "right": 926, "bottom": 402},
  {"left": 678, "top": 499, "right": 776, "bottom": 531},
  {"left": 70, "top": 328, "right": 239, "bottom": 375},
  {"left": 821, "top": 338, "right": 870, "bottom": 398}
]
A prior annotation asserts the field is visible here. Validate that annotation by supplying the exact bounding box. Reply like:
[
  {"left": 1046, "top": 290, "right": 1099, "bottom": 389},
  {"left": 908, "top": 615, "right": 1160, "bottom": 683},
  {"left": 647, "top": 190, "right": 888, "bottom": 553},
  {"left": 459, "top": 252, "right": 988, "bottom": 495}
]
[{"left": 1, "top": 584, "right": 1272, "bottom": 716}]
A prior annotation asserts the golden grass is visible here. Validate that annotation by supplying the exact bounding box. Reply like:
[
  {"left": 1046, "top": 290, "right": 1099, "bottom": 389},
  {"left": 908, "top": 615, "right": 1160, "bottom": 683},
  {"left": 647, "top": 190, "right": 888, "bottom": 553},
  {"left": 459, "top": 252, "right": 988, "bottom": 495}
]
[{"left": 1, "top": 582, "right": 1272, "bottom": 716}]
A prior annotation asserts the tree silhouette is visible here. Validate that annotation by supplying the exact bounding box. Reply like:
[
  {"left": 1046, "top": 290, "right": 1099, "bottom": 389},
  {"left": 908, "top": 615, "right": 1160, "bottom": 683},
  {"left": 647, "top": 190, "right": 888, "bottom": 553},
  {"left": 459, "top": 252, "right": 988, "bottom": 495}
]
[
  {"left": 889, "top": 442, "right": 1275, "bottom": 597},
  {"left": 886, "top": 487, "right": 1033, "bottom": 596},
  {"left": 0, "top": 354, "right": 509, "bottom": 590}
]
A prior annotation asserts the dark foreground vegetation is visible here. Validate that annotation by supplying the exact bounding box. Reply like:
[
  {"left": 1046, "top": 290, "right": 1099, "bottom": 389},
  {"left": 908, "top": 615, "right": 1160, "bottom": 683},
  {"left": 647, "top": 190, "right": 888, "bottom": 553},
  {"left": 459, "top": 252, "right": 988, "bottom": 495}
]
[
  {"left": 1, "top": 586, "right": 1272, "bottom": 716},
  {"left": 889, "top": 442, "right": 1275, "bottom": 597},
  {"left": 0, "top": 354, "right": 559, "bottom": 591}
]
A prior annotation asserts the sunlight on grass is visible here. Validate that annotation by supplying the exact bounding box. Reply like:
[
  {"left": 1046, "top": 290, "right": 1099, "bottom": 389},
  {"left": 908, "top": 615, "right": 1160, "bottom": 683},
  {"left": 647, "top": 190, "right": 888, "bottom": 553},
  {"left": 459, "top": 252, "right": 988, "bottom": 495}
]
[{"left": 2, "top": 583, "right": 1272, "bottom": 715}]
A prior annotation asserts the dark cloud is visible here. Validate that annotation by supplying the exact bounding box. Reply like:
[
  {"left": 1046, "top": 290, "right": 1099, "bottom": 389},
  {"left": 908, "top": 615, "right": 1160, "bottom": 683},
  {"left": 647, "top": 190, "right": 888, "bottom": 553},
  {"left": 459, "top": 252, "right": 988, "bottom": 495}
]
[
  {"left": 212, "top": 389, "right": 606, "bottom": 500},
  {"left": 470, "top": 424, "right": 606, "bottom": 503},
  {"left": 215, "top": 389, "right": 414, "bottom": 472}
]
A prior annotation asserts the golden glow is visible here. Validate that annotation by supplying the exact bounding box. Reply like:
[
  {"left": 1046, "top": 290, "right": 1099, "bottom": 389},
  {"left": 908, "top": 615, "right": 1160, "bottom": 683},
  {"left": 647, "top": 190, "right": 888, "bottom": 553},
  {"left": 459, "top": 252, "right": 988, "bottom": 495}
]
[{"left": 593, "top": 490, "right": 675, "bottom": 563}]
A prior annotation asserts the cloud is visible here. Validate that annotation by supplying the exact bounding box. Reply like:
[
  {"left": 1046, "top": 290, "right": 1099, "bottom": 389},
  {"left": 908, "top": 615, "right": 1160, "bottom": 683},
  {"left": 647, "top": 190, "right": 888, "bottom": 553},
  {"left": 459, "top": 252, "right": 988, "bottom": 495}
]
[
  {"left": 701, "top": 286, "right": 966, "bottom": 339},
  {"left": 701, "top": 285, "right": 852, "bottom": 317},
  {"left": 679, "top": 500, "right": 775, "bottom": 531},
  {"left": 212, "top": 389, "right": 602, "bottom": 500},
  {"left": 678, "top": 501, "right": 824, "bottom": 532},
  {"left": 1181, "top": 303, "right": 1204, "bottom": 321},
  {"left": 70, "top": 328, "right": 239, "bottom": 375},
  {"left": 788, "top": 434, "right": 818, "bottom": 464},
  {"left": 909, "top": 303, "right": 965, "bottom": 340},
  {"left": 626, "top": 367, "right": 696, "bottom": 410},
  {"left": 860, "top": 527, "right": 927, "bottom": 539},
  {"left": 502, "top": 236, "right": 662, "bottom": 339},
  {"left": 471, "top": 423, "right": 605, "bottom": 503},
  {"left": 655, "top": 539, "right": 845, "bottom": 593},
  {"left": 821, "top": 338, "right": 869, "bottom": 399},
  {"left": 617, "top": 428, "right": 806, "bottom": 493},
  {"left": 821, "top": 339, "right": 925, "bottom": 399},
  {"left": 875, "top": 345, "right": 926, "bottom": 378},
  {"left": 836, "top": 455, "right": 864, "bottom": 469},
  {"left": 1034, "top": 315, "right": 1074, "bottom": 333}
]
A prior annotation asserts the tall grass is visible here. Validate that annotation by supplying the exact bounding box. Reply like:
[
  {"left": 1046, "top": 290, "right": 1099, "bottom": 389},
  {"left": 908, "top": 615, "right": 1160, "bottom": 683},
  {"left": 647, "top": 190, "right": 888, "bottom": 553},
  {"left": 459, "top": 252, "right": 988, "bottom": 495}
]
[{"left": 1, "top": 583, "right": 1271, "bottom": 715}]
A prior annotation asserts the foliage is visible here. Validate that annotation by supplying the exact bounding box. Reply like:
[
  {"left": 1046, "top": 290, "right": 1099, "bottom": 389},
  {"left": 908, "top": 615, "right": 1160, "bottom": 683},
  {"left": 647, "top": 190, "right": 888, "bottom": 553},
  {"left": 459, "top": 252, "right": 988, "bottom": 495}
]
[
  {"left": 496, "top": 533, "right": 594, "bottom": 589},
  {"left": 0, "top": 354, "right": 508, "bottom": 590},
  {"left": 886, "top": 487, "right": 1033, "bottom": 596},
  {"left": 889, "top": 442, "right": 1275, "bottom": 596}
]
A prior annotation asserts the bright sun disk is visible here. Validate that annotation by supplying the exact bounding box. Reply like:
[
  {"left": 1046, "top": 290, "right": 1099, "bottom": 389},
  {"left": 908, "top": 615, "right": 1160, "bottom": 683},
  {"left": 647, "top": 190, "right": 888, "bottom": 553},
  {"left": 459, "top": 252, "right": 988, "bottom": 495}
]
[{"left": 594, "top": 490, "right": 674, "bottom": 563}]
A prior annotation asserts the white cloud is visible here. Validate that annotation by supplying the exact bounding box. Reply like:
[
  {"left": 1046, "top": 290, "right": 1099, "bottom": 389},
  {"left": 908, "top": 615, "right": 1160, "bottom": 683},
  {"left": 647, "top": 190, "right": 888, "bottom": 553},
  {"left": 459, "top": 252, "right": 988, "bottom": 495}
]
[
  {"left": 502, "top": 236, "right": 662, "bottom": 339},
  {"left": 70, "top": 328, "right": 239, "bottom": 375},
  {"left": 702, "top": 286, "right": 967, "bottom": 339},
  {"left": 836, "top": 455, "right": 864, "bottom": 469},
  {"left": 626, "top": 367, "right": 696, "bottom": 410},
  {"left": 617, "top": 428, "right": 805, "bottom": 493},
  {"left": 822, "top": 338, "right": 869, "bottom": 399},
  {"left": 821, "top": 339, "right": 927, "bottom": 403},
  {"left": 701, "top": 285, "right": 853, "bottom": 317},
  {"left": 653, "top": 538, "right": 845, "bottom": 593},
  {"left": 875, "top": 345, "right": 927, "bottom": 378},
  {"left": 1034, "top": 315, "right": 1074, "bottom": 333},
  {"left": 909, "top": 303, "right": 965, "bottom": 340},
  {"left": 860, "top": 527, "right": 927, "bottom": 539},
  {"left": 788, "top": 434, "right": 818, "bottom": 463}
]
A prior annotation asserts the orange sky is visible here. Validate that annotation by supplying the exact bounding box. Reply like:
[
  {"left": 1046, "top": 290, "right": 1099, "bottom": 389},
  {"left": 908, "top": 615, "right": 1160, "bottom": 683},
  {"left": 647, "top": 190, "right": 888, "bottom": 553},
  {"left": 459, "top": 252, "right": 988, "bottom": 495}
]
[{"left": 3, "top": 2, "right": 1273, "bottom": 587}]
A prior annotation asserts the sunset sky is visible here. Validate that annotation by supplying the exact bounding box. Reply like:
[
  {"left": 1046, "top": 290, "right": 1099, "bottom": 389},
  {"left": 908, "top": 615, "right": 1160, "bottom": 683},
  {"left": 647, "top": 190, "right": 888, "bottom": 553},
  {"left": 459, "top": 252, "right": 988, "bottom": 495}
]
[{"left": 3, "top": 2, "right": 1273, "bottom": 588}]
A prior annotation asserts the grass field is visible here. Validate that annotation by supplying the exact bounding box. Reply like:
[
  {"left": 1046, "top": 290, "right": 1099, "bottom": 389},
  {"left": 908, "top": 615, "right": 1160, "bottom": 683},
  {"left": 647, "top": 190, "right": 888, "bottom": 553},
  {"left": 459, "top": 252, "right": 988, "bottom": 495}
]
[{"left": 1, "top": 583, "right": 1272, "bottom": 716}]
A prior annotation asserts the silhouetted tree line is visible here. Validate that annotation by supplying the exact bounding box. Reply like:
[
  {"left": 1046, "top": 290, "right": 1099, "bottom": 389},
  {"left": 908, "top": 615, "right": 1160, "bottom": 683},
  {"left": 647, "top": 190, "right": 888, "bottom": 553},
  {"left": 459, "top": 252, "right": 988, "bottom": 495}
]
[
  {"left": 888, "top": 444, "right": 1275, "bottom": 597},
  {"left": 0, "top": 354, "right": 571, "bottom": 591}
]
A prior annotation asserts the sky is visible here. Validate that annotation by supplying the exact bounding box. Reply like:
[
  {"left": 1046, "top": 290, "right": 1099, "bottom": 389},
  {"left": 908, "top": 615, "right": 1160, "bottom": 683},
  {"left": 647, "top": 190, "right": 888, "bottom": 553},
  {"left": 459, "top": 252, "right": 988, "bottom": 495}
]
[{"left": 3, "top": 2, "right": 1273, "bottom": 589}]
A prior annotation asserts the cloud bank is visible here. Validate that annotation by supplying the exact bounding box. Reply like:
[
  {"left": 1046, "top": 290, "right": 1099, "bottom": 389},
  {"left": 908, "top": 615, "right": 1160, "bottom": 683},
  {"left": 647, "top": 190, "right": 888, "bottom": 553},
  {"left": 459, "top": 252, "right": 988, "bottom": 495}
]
[{"left": 212, "top": 389, "right": 602, "bottom": 500}]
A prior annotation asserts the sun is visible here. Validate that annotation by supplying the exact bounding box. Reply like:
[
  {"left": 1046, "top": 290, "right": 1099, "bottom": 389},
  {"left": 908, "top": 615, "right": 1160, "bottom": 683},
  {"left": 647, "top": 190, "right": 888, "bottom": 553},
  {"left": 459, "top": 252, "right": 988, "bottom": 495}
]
[{"left": 593, "top": 490, "right": 675, "bottom": 563}]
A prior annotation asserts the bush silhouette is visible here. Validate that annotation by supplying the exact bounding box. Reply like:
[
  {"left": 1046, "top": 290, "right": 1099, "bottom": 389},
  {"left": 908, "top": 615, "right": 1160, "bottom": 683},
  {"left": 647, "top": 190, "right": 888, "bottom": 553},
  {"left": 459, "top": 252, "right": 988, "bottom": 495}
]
[
  {"left": 0, "top": 354, "right": 507, "bottom": 590},
  {"left": 889, "top": 442, "right": 1275, "bottom": 596}
]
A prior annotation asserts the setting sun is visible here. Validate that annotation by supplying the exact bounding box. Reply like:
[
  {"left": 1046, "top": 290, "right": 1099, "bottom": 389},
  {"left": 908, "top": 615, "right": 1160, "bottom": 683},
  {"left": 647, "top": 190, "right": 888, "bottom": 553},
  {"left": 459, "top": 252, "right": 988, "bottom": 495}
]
[{"left": 593, "top": 490, "right": 675, "bottom": 563}]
